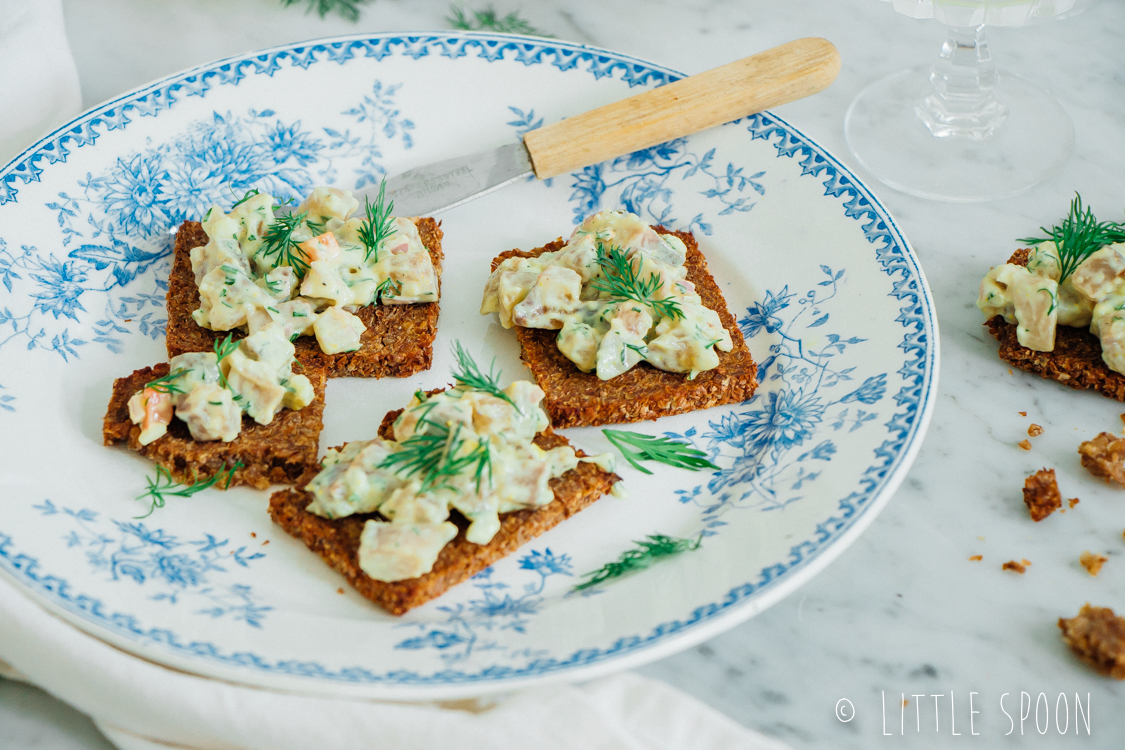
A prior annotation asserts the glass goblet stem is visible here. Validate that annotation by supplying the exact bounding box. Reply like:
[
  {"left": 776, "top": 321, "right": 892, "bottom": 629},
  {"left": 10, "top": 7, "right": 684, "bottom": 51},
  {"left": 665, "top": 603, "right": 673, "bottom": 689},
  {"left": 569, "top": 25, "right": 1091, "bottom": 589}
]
[{"left": 916, "top": 25, "right": 1008, "bottom": 139}]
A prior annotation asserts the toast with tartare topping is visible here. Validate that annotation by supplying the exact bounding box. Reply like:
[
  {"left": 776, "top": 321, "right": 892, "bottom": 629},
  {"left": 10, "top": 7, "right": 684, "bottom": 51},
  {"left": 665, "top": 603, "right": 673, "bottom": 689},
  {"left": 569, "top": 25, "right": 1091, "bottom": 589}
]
[
  {"left": 985, "top": 248, "right": 1125, "bottom": 401},
  {"left": 103, "top": 361, "right": 327, "bottom": 490},
  {"left": 268, "top": 405, "right": 619, "bottom": 616},
  {"left": 165, "top": 217, "right": 444, "bottom": 378},
  {"left": 490, "top": 226, "right": 757, "bottom": 428}
]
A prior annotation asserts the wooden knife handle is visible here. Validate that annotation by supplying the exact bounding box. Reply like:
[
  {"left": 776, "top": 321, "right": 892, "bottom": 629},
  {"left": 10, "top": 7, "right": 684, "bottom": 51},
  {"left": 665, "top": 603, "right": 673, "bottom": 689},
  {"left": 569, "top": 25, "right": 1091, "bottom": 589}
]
[{"left": 522, "top": 37, "right": 841, "bottom": 180}]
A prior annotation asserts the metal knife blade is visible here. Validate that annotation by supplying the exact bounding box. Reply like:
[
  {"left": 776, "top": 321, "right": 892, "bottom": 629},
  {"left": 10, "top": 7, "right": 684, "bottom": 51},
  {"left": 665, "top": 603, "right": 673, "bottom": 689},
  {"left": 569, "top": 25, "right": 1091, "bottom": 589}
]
[
  {"left": 380, "top": 38, "right": 840, "bottom": 216},
  {"left": 384, "top": 142, "right": 533, "bottom": 217}
]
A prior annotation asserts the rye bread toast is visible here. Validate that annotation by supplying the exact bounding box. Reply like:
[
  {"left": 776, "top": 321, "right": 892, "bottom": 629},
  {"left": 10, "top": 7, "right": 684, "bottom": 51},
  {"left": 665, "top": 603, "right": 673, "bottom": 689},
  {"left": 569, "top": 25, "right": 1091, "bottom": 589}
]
[
  {"left": 165, "top": 218, "right": 444, "bottom": 378},
  {"left": 985, "top": 248, "right": 1125, "bottom": 401},
  {"left": 268, "top": 407, "right": 619, "bottom": 615},
  {"left": 103, "top": 362, "right": 327, "bottom": 489},
  {"left": 491, "top": 227, "right": 757, "bottom": 428}
]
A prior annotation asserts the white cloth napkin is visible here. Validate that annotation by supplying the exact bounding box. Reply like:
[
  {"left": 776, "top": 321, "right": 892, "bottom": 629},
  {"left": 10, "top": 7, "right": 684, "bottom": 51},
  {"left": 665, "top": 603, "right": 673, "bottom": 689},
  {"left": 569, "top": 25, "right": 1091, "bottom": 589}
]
[
  {"left": 0, "top": 576, "right": 789, "bottom": 750},
  {"left": 0, "top": 0, "right": 82, "bottom": 167}
]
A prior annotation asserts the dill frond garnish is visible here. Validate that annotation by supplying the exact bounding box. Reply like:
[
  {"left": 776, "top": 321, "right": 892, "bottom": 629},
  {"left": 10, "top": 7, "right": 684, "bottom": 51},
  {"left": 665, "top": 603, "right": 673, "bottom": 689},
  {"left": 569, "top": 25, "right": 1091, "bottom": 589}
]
[
  {"left": 279, "top": 0, "right": 373, "bottom": 22},
  {"left": 470, "top": 437, "right": 493, "bottom": 492},
  {"left": 573, "top": 534, "right": 702, "bottom": 591},
  {"left": 1018, "top": 194, "right": 1125, "bottom": 283},
  {"left": 358, "top": 179, "right": 395, "bottom": 264},
  {"left": 446, "top": 3, "right": 552, "bottom": 36},
  {"left": 214, "top": 333, "right": 240, "bottom": 366},
  {"left": 230, "top": 187, "right": 261, "bottom": 209},
  {"left": 144, "top": 368, "right": 187, "bottom": 395},
  {"left": 135, "top": 461, "right": 244, "bottom": 518},
  {"left": 451, "top": 340, "right": 518, "bottom": 411},
  {"left": 590, "top": 244, "right": 684, "bottom": 321},
  {"left": 260, "top": 211, "right": 313, "bottom": 279},
  {"left": 378, "top": 421, "right": 491, "bottom": 493},
  {"left": 602, "top": 430, "right": 719, "bottom": 475},
  {"left": 375, "top": 276, "right": 402, "bottom": 300},
  {"left": 213, "top": 334, "right": 246, "bottom": 408}
]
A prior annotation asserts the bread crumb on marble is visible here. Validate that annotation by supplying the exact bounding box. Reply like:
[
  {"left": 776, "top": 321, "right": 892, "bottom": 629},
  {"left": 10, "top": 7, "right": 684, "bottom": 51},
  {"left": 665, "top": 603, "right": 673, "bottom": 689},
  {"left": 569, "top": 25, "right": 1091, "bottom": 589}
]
[
  {"left": 1078, "top": 432, "right": 1125, "bottom": 487},
  {"left": 1058, "top": 604, "right": 1125, "bottom": 679},
  {"left": 1023, "top": 468, "right": 1061, "bottom": 522},
  {"left": 1080, "top": 551, "right": 1108, "bottom": 577}
]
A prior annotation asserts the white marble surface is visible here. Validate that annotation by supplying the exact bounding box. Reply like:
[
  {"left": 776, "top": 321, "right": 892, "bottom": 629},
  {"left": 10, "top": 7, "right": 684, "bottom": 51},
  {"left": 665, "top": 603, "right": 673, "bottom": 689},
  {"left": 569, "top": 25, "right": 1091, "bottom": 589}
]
[{"left": 4, "top": 0, "right": 1125, "bottom": 746}]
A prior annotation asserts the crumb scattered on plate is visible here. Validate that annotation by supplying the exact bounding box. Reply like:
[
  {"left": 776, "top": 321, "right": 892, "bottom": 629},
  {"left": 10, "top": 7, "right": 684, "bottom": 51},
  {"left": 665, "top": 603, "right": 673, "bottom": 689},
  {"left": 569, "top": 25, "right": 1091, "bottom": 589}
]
[
  {"left": 1070, "top": 497, "right": 1080, "bottom": 508},
  {"left": 1003, "top": 560, "right": 1027, "bottom": 574},
  {"left": 1028, "top": 424, "right": 1044, "bottom": 437},
  {"left": 1023, "top": 468, "right": 1061, "bottom": 522},
  {"left": 1058, "top": 604, "right": 1125, "bottom": 679},
  {"left": 1019, "top": 411, "right": 1027, "bottom": 417},
  {"left": 1080, "top": 551, "right": 1108, "bottom": 577},
  {"left": 969, "top": 555, "right": 983, "bottom": 561},
  {"left": 1018, "top": 439, "right": 1032, "bottom": 450},
  {"left": 1078, "top": 432, "right": 1125, "bottom": 487},
  {"left": 337, "top": 588, "right": 344, "bottom": 594}
]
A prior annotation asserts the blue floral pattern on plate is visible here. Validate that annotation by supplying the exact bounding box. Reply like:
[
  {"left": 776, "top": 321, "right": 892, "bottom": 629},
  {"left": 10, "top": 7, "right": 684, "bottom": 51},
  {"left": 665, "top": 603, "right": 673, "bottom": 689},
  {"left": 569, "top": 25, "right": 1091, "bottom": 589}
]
[{"left": 0, "top": 83, "right": 413, "bottom": 401}]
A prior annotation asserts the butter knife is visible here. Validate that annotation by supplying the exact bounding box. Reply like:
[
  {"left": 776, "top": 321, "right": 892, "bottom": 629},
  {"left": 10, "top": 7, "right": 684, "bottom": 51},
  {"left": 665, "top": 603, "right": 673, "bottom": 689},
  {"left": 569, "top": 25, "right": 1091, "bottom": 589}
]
[{"left": 384, "top": 37, "right": 840, "bottom": 217}]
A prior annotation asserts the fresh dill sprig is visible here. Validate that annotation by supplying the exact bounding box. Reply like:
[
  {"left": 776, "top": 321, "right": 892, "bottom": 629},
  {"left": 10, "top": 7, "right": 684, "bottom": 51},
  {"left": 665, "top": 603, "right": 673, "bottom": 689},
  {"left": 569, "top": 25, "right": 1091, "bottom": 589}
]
[
  {"left": 230, "top": 187, "right": 261, "bottom": 210},
  {"left": 278, "top": 0, "right": 373, "bottom": 22},
  {"left": 214, "top": 333, "right": 240, "bottom": 366},
  {"left": 446, "top": 3, "right": 552, "bottom": 36},
  {"left": 451, "top": 340, "right": 518, "bottom": 411},
  {"left": 1018, "top": 193, "right": 1125, "bottom": 283},
  {"left": 375, "top": 277, "right": 402, "bottom": 300},
  {"left": 358, "top": 179, "right": 395, "bottom": 263},
  {"left": 260, "top": 211, "right": 313, "bottom": 279},
  {"left": 213, "top": 334, "right": 246, "bottom": 409},
  {"left": 470, "top": 437, "right": 493, "bottom": 492},
  {"left": 573, "top": 534, "right": 702, "bottom": 591},
  {"left": 590, "top": 244, "right": 684, "bottom": 321},
  {"left": 135, "top": 462, "right": 244, "bottom": 519},
  {"left": 378, "top": 421, "right": 491, "bottom": 493},
  {"left": 144, "top": 368, "right": 187, "bottom": 395},
  {"left": 602, "top": 430, "right": 719, "bottom": 475}
]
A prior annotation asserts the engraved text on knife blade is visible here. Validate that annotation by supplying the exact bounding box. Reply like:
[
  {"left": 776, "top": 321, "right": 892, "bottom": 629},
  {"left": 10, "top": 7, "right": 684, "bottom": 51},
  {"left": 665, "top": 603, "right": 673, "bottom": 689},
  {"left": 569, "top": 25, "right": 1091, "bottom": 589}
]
[{"left": 382, "top": 142, "right": 534, "bottom": 216}]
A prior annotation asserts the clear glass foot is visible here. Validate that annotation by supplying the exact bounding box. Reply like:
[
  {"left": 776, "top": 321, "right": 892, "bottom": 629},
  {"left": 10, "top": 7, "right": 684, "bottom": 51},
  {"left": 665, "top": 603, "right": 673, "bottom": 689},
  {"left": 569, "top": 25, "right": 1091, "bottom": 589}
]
[{"left": 844, "top": 25, "right": 1074, "bottom": 202}]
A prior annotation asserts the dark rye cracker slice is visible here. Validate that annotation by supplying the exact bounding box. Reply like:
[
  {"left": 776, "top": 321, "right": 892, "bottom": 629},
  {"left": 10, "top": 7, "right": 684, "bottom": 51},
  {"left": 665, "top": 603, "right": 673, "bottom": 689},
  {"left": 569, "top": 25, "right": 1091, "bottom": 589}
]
[
  {"left": 491, "top": 227, "right": 758, "bottom": 429},
  {"left": 985, "top": 248, "right": 1125, "bottom": 401},
  {"left": 268, "top": 407, "right": 619, "bottom": 616},
  {"left": 166, "top": 218, "right": 444, "bottom": 378},
  {"left": 103, "top": 362, "right": 327, "bottom": 490}
]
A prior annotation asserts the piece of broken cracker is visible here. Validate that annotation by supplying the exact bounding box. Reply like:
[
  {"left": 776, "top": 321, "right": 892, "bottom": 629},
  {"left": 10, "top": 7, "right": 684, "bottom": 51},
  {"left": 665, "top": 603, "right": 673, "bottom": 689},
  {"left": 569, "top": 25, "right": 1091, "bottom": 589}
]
[
  {"left": 1003, "top": 560, "right": 1027, "bottom": 574},
  {"left": 1080, "top": 551, "right": 1108, "bottom": 577},
  {"left": 1023, "top": 468, "right": 1061, "bottom": 522},
  {"left": 1078, "top": 432, "right": 1125, "bottom": 487},
  {"left": 1058, "top": 604, "right": 1125, "bottom": 679}
]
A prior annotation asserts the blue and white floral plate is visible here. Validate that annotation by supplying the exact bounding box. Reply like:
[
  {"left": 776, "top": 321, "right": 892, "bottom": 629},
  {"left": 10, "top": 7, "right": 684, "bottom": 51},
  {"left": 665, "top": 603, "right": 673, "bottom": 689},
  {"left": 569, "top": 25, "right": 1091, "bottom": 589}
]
[{"left": 0, "top": 32, "right": 937, "bottom": 699}]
